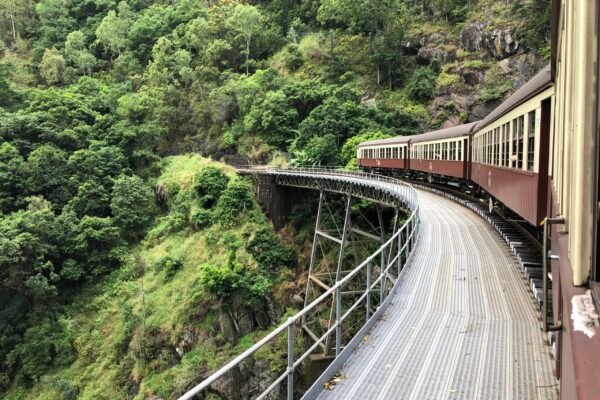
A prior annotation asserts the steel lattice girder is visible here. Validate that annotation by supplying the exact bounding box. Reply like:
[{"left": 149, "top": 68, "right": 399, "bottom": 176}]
[{"left": 273, "top": 173, "right": 410, "bottom": 212}]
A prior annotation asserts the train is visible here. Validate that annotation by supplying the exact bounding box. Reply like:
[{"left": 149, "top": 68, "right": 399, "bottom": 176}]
[
  {"left": 358, "top": 66, "right": 552, "bottom": 228},
  {"left": 357, "top": 0, "right": 600, "bottom": 397}
]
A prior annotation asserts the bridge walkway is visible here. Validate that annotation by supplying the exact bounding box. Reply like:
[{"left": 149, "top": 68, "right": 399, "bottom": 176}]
[{"left": 317, "top": 189, "right": 557, "bottom": 400}]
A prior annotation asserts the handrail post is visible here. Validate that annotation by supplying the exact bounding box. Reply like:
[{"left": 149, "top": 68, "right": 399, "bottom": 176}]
[
  {"left": 335, "top": 286, "right": 342, "bottom": 357},
  {"left": 287, "top": 318, "right": 294, "bottom": 400},
  {"left": 366, "top": 261, "right": 371, "bottom": 321},
  {"left": 379, "top": 250, "right": 385, "bottom": 305},
  {"left": 397, "top": 230, "right": 402, "bottom": 275}
]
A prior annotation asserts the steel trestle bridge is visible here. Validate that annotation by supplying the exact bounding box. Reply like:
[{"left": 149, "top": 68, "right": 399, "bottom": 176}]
[{"left": 179, "top": 167, "right": 557, "bottom": 400}]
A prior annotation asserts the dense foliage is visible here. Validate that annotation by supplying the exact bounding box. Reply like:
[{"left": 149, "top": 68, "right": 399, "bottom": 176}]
[{"left": 0, "top": 0, "right": 551, "bottom": 397}]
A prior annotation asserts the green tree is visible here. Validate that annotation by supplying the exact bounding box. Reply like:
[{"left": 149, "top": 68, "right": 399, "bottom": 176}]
[
  {"left": 434, "top": 0, "right": 468, "bottom": 23},
  {"left": 35, "top": 0, "right": 76, "bottom": 49},
  {"left": 110, "top": 174, "right": 154, "bottom": 239},
  {"left": 0, "top": 0, "right": 30, "bottom": 45},
  {"left": 65, "top": 30, "right": 96, "bottom": 76},
  {"left": 215, "top": 177, "right": 254, "bottom": 224},
  {"left": 66, "top": 180, "right": 111, "bottom": 218},
  {"left": 243, "top": 90, "right": 299, "bottom": 149},
  {"left": 95, "top": 3, "right": 131, "bottom": 57},
  {"left": 407, "top": 67, "right": 437, "bottom": 102},
  {"left": 22, "top": 144, "right": 72, "bottom": 208},
  {"left": 70, "top": 215, "right": 122, "bottom": 275},
  {"left": 39, "top": 48, "right": 66, "bottom": 85},
  {"left": 292, "top": 133, "right": 339, "bottom": 166},
  {"left": 194, "top": 166, "right": 229, "bottom": 208},
  {"left": 0, "top": 142, "right": 24, "bottom": 212},
  {"left": 0, "top": 197, "right": 60, "bottom": 303},
  {"left": 227, "top": 4, "right": 264, "bottom": 76}
]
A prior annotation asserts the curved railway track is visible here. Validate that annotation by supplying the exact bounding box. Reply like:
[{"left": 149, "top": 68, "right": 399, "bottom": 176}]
[{"left": 316, "top": 188, "right": 557, "bottom": 400}]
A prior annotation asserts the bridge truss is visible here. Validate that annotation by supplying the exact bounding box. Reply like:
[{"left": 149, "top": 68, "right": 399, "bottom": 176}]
[{"left": 180, "top": 167, "right": 419, "bottom": 400}]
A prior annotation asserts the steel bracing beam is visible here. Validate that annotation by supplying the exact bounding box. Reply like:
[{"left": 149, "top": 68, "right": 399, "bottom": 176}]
[{"left": 299, "top": 188, "right": 398, "bottom": 357}]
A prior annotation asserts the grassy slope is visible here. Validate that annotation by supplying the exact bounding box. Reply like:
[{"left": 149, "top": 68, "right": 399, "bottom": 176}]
[{"left": 4, "top": 155, "right": 288, "bottom": 400}]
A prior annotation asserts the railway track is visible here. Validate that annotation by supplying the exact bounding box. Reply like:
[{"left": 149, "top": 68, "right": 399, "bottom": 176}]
[{"left": 404, "top": 180, "right": 556, "bottom": 351}]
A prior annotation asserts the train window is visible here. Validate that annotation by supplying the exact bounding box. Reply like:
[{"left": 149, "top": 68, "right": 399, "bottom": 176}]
[
  {"left": 501, "top": 124, "right": 507, "bottom": 166},
  {"left": 458, "top": 141, "right": 462, "bottom": 161},
  {"left": 492, "top": 128, "right": 498, "bottom": 165},
  {"left": 490, "top": 131, "right": 494, "bottom": 164},
  {"left": 512, "top": 119, "right": 519, "bottom": 168},
  {"left": 482, "top": 135, "right": 486, "bottom": 163},
  {"left": 483, "top": 133, "right": 487, "bottom": 164},
  {"left": 486, "top": 132, "right": 490, "bottom": 164},
  {"left": 490, "top": 130, "right": 493, "bottom": 164},
  {"left": 517, "top": 116, "right": 524, "bottom": 169},
  {"left": 498, "top": 128, "right": 502, "bottom": 165},
  {"left": 527, "top": 111, "right": 535, "bottom": 171}
]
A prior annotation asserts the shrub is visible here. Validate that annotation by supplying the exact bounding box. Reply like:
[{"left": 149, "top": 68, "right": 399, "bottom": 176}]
[
  {"left": 281, "top": 44, "right": 303, "bottom": 71},
  {"left": 406, "top": 67, "right": 436, "bottom": 102},
  {"left": 194, "top": 166, "right": 230, "bottom": 208},
  {"left": 199, "top": 258, "right": 271, "bottom": 308},
  {"left": 298, "top": 34, "right": 330, "bottom": 63},
  {"left": 110, "top": 175, "right": 154, "bottom": 240},
  {"left": 154, "top": 256, "right": 184, "bottom": 281},
  {"left": 247, "top": 228, "right": 294, "bottom": 271},
  {"left": 436, "top": 72, "right": 460, "bottom": 88},
  {"left": 191, "top": 207, "right": 213, "bottom": 230},
  {"left": 479, "top": 79, "right": 513, "bottom": 102},
  {"left": 214, "top": 177, "right": 254, "bottom": 223}
]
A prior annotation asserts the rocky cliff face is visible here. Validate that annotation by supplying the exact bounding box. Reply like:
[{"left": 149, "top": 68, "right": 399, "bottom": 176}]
[{"left": 406, "top": 10, "right": 547, "bottom": 128}]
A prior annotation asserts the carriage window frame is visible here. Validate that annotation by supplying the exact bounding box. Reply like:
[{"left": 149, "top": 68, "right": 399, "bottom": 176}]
[
  {"left": 527, "top": 110, "right": 536, "bottom": 171},
  {"left": 517, "top": 116, "right": 524, "bottom": 169},
  {"left": 512, "top": 119, "right": 519, "bottom": 169},
  {"left": 502, "top": 123, "right": 508, "bottom": 166}
]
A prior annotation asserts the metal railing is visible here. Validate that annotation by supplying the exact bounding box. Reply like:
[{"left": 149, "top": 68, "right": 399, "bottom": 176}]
[{"left": 179, "top": 166, "right": 420, "bottom": 400}]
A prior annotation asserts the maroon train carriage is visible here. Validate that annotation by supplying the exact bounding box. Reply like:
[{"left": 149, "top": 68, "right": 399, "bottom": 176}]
[
  {"left": 409, "top": 122, "right": 479, "bottom": 184},
  {"left": 357, "top": 135, "right": 411, "bottom": 172},
  {"left": 471, "top": 66, "right": 553, "bottom": 227}
]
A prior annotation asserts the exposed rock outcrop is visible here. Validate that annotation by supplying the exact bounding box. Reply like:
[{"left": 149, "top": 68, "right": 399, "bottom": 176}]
[
  {"left": 416, "top": 32, "right": 457, "bottom": 64},
  {"left": 460, "top": 22, "right": 485, "bottom": 52},
  {"left": 498, "top": 53, "right": 548, "bottom": 87},
  {"left": 484, "top": 27, "right": 519, "bottom": 59},
  {"left": 460, "top": 22, "right": 520, "bottom": 59}
]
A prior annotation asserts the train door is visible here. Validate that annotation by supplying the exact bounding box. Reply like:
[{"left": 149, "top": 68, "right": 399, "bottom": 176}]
[{"left": 538, "top": 98, "right": 552, "bottom": 226}]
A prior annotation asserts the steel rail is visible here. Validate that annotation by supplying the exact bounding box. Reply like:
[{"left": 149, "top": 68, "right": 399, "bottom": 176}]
[{"left": 179, "top": 166, "right": 419, "bottom": 400}]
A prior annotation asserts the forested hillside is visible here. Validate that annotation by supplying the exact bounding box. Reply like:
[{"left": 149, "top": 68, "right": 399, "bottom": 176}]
[{"left": 0, "top": 0, "right": 550, "bottom": 399}]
